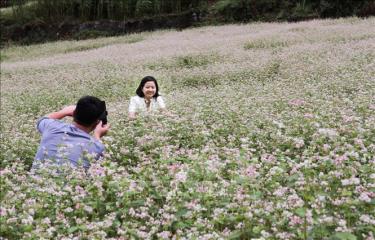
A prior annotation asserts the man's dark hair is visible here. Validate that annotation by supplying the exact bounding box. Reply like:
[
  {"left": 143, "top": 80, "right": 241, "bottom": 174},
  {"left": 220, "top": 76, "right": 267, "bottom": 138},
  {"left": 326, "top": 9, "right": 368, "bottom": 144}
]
[
  {"left": 136, "top": 76, "right": 160, "bottom": 98},
  {"left": 73, "top": 96, "right": 107, "bottom": 127}
]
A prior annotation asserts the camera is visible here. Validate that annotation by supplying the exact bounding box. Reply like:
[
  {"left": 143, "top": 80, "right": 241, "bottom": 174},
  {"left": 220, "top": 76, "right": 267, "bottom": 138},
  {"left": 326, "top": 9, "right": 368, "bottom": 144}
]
[
  {"left": 100, "top": 110, "right": 108, "bottom": 125},
  {"left": 99, "top": 101, "right": 108, "bottom": 125}
]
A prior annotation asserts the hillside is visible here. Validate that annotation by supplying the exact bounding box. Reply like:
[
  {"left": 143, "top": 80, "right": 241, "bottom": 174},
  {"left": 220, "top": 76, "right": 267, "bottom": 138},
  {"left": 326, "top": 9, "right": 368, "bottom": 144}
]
[{"left": 1, "top": 18, "right": 375, "bottom": 239}]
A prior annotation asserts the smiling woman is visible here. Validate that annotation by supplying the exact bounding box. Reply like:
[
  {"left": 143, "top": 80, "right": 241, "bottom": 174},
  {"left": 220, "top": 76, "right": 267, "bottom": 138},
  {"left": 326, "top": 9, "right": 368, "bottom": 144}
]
[{"left": 128, "top": 76, "right": 166, "bottom": 119}]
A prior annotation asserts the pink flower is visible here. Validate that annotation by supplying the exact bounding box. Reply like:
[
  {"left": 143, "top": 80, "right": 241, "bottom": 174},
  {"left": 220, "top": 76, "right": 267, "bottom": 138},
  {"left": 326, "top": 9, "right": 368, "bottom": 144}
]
[
  {"left": 359, "top": 215, "right": 375, "bottom": 224},
  {"left": 288, "top": 98, "right": 305, "bottom": 107},
  {"left": 157, "top": 231, "right": 171, "bottom": 239},
  {"left": 0, "top": 168, "right": 11, "bottom": 176},
  {"left": 236, "top": 189, "right": 246, "bottom": 201},
  {"left": 318, "top": 128, "right": 338, "bottom": 138},
  {"left": 88, "top": 164, "right": 105, "bottom": 177},
  {"left": 175, "top": 170, "right": 187, "bottom": 183},
  {"left": 342, "top": 115, "right": 354, "bottom": 123},
  {"left": 289, "top": 216, "right": 303, "bottom": 226},
  {"left": 84, "top": 205, "right": 93, "bottom": 213},
  {"left": 245, "top": 165, "right": 259, "bottom": 178},
  {"left": 294, "top": 138, "right": 304, "bottom": 148},
  {"left": 42, "top": 217, "right": 51, "bottom": 225},
  {"left": 273, "top": 187, "right": 288, "bottom": 197},
  {"left": 323, "top": 144, "right": 331, "bottom": 152},
  {"left": 186, "top": 200, "right": 199, "bottom": 210},
  {"left": 341, "top": 177, "right": 360, "bottom": 186},
  {"left": 359, "top": 192, "right": 372, "bottom": 203},
  {"left": 334, "top": 155, "right": 348, "bottom": 165},
  {"left": 261, "top": 153, "right": 276, "bottom": 164},
  {"left": 197, "top": 184, "right": 208, "bottom": 193},
  {"left": 287, "top": 194, "right": 304, "bottom": 207},
  {"left": 167, "top": 163, "right": 180, "bottom": 174},
  {"left": 0, "top": 207, "right": 7, "bottom": 217}
]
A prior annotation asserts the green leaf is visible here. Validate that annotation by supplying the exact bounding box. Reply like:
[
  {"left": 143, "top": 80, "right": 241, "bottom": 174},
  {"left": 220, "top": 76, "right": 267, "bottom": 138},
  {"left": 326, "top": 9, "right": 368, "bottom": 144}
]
[
  {"left": 67, "top": 225, "right": 86, "bottom": 234},
  {"left": 68, "top": 226, "right": 80, "bottom": 234},
  {"left": 342, "top": 189, "right": 352, "bottom": 197},
  {"left": 235, "top": 176, "right": 248, "bottom": 185},
  {"left": 173, "top": 221, "right": 189, "bottom": 230},
  {"left": 287, "top": 174, "right": 299, "bottom": 183},
  {"left": 253, "top": 226, "right": 262, "bottom": 234},
  {"left": 250, "top": 191, "right": 262, "bottom": 200},
  {"left": 228, "top": 230, "right": 242, "bottom": 240},
  {"left": 22, "top": 225, "right": 33, "bottom": 232},
  {"left": 295, "top": 207, "right": 306, "bottom": 217},
  {"left": 176, "top": 208, "right": 188, "bottom": 218},
  {"left": 331, "top": 232, "right": 357, "bottom": 240},
  {"left": 129, "top": 200, "right": 145, "bottom": 207}
]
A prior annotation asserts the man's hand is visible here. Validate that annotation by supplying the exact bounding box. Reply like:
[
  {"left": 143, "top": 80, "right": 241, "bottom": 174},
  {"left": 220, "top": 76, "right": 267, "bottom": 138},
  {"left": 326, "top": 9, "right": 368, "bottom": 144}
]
[
  {"left": 94, "top": 121, "right": 110, "bottom": 141},
  {"left": 60, "top": 105, "right": 76, "bottom": 117},
  {"left": 47, "top": 105, "right": 76, "bottom": 119}
]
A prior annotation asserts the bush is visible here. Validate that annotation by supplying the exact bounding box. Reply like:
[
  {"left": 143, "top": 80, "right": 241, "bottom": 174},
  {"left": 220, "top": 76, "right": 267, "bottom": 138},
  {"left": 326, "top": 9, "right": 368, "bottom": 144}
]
[{"left": 73, "top": 29, "right": 110, "bottom": 40}]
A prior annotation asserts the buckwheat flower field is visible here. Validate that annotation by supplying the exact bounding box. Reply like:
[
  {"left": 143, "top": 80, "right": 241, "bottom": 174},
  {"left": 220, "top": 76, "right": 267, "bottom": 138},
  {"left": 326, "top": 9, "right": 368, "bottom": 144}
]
[{"left": 1, "top": 17, "right": 375, "bottom": 239}]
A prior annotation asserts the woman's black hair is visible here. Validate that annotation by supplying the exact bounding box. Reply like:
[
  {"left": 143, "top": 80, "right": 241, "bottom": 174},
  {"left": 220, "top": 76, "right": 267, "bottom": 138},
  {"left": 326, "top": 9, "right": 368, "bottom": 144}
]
[{"left": 136, "top": 76, "right": 160, "bottom": 98}]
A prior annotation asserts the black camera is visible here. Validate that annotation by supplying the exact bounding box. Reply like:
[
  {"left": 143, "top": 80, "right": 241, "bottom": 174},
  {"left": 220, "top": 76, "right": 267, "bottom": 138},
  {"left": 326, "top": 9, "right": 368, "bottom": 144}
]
[
  {"left": 100, "top": 111, "right": 108, "bottom": 125},
  {"left": 99, "top": 101, "right": 108, "bottom": 125}
]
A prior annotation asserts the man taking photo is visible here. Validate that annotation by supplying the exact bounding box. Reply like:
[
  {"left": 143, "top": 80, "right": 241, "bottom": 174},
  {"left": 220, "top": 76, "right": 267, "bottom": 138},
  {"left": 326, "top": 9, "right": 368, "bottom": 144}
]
[{"left": 32, "top": 96, "right": 110, "bottom": 170}]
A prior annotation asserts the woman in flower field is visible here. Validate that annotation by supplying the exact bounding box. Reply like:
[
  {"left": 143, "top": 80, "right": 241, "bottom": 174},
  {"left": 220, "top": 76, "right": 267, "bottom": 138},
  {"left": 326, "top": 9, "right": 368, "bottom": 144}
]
[
  {"left": 2, "top": 18, "right": 374, "bottom": 240},
  {"left": 128, "top": 76, "right": 166, "bottom": 119}
]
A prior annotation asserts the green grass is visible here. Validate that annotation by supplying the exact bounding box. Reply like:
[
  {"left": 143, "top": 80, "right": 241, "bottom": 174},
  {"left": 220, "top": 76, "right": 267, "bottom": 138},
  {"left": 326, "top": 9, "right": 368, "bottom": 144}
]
[
  {"left": 145, "top": 52, "right": 221, "bottom": 70},
  {"left": 244, "top": 38, "right": 292, "bottom": 49},
  {"left": 1, "top": 33, "right": 145, "bottom": 62},
  {"left": 0, "top": 1, "right": 38, "bottom": 23}
]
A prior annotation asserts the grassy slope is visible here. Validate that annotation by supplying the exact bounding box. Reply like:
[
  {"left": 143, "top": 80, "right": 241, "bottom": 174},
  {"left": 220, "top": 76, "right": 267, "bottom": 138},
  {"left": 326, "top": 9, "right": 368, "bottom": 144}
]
[{"left": 1, "top": 17, "right": 374, "bottom": 239}]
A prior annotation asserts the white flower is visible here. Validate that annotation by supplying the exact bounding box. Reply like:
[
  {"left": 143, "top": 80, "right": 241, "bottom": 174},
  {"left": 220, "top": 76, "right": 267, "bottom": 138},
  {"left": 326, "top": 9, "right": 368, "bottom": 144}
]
[
  {"left": 42, "top": 217, "right": 51, "bottom": 225},
  {"left": 318, "top": 128, "right": 338, "bottom": 138},
  {"left": 294, "top": 138, "right": 305, "bottom": 148},
  {"left": 175, "top": 170, "right": 188, "bottom": 183},
  {"left": 84, "top": 205, "right": 93, "bottom": 213},
  {"left": 157, "top": 231, "right": 171, "bottom": 239},
  {"left": 359, "top": 192, "right": 371, "bottom": 203},
  {"left": 273, "top": 187, "right": 288, "bottom": 197},
  {"left": 341, "top": 177, "right": 360, "bottom": 186},
  {"left": 64, "top": 207, "right": 73, "bottom": 213}
]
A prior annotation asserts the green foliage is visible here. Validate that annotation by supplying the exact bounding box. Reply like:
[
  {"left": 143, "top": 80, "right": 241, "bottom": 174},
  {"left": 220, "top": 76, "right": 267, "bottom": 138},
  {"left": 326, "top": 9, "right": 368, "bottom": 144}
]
[
  {"left": 2, "top": 0, "right": 374, "bottom": 45},
  {"left": 2, "top": 0, "right": 207, "bottom": 23},
  {"left": 3, "top": 0, "right": 374, "bottom": 29},
  {"left": 135, "top": 0, "right": 154, "bottom": 17},
  {"left": 145, "top": 53, "right": 220, "bottom": 71},
  {"left": 244, "top": 38, "right": 290, "bottom": 49},
  {"left": 1, "top": 33, "right": 144, "bottom": 62},
  {"left": 211, "top": 0, "right": 374, "bottom": 22},
  {"left": 211, "top": 0, "right": 284, "bottom": 21},
  {"left": 0, "top": 1, "right": 36, "bottom": 27},
  {"left": 330, "top": 232, "right": 357, "bottom": 240},
  {"left": 319, "top": 0, "right": 370, "bottom": 18},
  {"left": 175, "top": 53, "right": 220, "bottom": 68},
  {"left": 73, "top": 30, "right": 111, "bottom": 40}
]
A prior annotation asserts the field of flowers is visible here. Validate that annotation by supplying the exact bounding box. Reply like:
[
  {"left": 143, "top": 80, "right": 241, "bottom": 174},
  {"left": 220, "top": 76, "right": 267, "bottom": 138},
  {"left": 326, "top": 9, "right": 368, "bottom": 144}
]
[{"left": 1, "top": 17, "right": 375, "bottom": 239}]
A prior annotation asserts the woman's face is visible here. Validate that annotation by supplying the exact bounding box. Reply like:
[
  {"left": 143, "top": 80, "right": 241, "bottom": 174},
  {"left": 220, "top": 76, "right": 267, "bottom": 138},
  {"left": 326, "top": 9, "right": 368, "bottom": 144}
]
[{"left": 142, "top": 81, "right": 156, "bottom": 99}]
